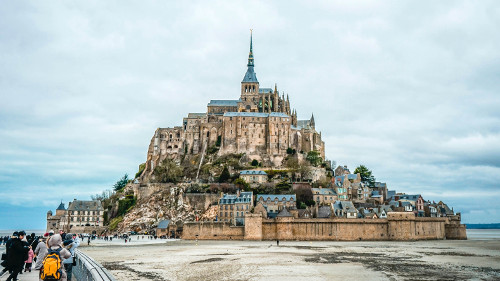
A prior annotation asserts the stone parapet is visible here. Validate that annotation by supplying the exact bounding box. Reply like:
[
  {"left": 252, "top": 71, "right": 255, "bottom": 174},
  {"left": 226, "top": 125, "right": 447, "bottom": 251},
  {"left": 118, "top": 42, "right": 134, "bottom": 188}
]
[
  {"left": 445, "top": 224, "right": 467, "bottom": 240},
  {"left": 182, "top": 212, "right": 465, "bottom": 241}
]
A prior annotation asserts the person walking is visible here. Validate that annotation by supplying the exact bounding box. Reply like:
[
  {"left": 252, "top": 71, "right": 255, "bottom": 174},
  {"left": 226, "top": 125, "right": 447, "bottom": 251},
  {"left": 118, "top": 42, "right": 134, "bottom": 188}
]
[
  {"left": 0, "top": 232, "right": 17, "bottom": 277},
  {"left": 34, "top": 233, "right": 49, "bottom": 281},
  {"left": 45, "top": 234, "right": 71, "bottom": 281},
  {"left": 63, "top": 233, "right": 80, "bottom": 281},
  {"left": 5, "top": 231, "right": 29, "bottom": 281},
  {"left": 24, "top": 247, "right": 34, "bottom": 272}
]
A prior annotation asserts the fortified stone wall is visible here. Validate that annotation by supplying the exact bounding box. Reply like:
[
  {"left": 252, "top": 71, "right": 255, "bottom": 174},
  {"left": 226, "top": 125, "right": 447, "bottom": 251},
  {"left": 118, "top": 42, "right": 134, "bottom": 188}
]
[
  {"left": 183, "top": 212, "right": 463, "bottom": 241},
  {"left": 182, "top": 221, "right": 244, "bottom": 240}
]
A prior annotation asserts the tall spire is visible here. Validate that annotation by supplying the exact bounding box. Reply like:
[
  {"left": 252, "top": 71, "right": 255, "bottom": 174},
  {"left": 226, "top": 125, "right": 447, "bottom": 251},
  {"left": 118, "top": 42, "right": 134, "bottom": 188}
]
[
  {"left": 248, "top": 29, "right": 254, "bottom": 67},
  {"left": 242, "top": 29, "right": 258, "bottom": 83}
]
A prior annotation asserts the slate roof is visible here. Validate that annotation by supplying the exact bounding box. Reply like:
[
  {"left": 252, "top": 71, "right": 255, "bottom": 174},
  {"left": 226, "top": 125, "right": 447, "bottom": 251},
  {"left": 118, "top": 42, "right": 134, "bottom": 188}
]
[
  {"left": 56, "top": 202, "right": 66, "bottom": 210},
  {"left": 257, "top": 194, "right": 296, "bottom": 202},
  {"left": 240, "top": 170, "right": 267, "bottom": 175},
  {"left": 297, "top": 209, "right": 311, "bottom": 218},
  {"left": 219, "top": 191, "right": 253, "bottom": 205},
  {"left": 311, "top": 188, "right": 337, "bottom": 195},
  {"left": 242, "top": 65, "right": 258, "bottom": 83},
  {"left": 187, "top": 113, "right": 206, "bottom": 118},
  {"left": 295, "top": 120, "right": 312, "bottom": 130},
  {"left": 389, "top": 200, "right": 399, "bottom": 207},
  {"left": 157, "top": 220, "right": 170, "bottom": 229},
  {"left": 223, "top": 112, "right": 289, "bottom": 118},
  {"left": 67, "top": 200, "right": 103, "bottom": 211},
  {"left": 224, "top": 112, "right": 269, "bottom": 118},
  {"left": 374, "top": 207, "right": 387, "bottom": 218},
  {"left": 399, "top": 194, "right": 422, "bottom": 201},
  {"left": 341, "top": 201, "right": 357, "bottom": 212},
  {"left": 333, "top": 201, "right": 358, "bottom": 213},
  {"left": 400, "top": 201, "right": 412, "bottom": 207},
  {"left": 269, "top": 112, "right": 289, "bottom": 117},
  {"left": 207, "top": 100, "right": 239, "bottom": 107},
  {"left": 374, "top": 182, "right": 387, "bottom": 188},
  {"left": 277, "top": 207, "right": 293, "bottom": 217},
  {"left": 317, "top": 206, "right": 332, "bottom": 218},
  {"left": 259, "top": 88, "right": 273, "bottom": 93}
]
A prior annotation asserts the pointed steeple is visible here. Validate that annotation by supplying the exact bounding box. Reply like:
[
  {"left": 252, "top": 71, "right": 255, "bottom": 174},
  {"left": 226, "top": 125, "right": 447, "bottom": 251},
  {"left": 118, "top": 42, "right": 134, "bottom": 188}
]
[
  {"left": 310, "top": 113, "right": 315, "bottom": 128},
  {"left": 274, "top": 83, "right": 277, "bottom": 93},
  {"left": 248, "top": 29, "right": 254, "bottom": 67},
  {"left": 242, "top": 29, "right": 258, "bottom": 83}
]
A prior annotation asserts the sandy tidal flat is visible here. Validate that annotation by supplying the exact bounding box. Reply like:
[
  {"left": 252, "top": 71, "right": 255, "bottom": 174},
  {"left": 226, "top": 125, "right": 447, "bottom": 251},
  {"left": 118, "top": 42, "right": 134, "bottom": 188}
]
[{"left": 81, "top": 239, "right": 500, "bottom": 281}]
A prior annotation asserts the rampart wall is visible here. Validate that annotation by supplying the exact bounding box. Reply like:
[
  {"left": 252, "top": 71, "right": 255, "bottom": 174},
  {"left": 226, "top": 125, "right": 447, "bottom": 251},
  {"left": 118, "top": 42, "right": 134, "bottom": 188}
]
[
  {"left": 182, "top": 221, "right": 244, "bottom": 240},
  {"left": 182, "top": 212, "right": 467, "bottom": 241}
]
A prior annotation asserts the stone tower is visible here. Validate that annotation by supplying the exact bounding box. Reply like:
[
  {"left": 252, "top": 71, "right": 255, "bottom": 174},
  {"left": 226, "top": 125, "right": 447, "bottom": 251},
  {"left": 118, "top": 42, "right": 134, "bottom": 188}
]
[
  {"left": 240, "top": 30, "right": 260, "bottom": 112},
  {"left": 56, "top": 201, "right": 66, "bottom": 216}
]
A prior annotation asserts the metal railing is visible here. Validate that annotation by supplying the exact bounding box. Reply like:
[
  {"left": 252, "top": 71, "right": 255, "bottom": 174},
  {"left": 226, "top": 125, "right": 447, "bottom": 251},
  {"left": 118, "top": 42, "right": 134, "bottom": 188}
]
[{"left": 73, "top": 249, "right": 116, "bottom": 281}]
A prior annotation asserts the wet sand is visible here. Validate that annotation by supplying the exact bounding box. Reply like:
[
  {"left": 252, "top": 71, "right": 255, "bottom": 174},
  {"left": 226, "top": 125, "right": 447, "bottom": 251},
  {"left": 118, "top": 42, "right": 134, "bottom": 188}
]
[{"left": 80, "top": 238, "right": 500, "bottom": 281}]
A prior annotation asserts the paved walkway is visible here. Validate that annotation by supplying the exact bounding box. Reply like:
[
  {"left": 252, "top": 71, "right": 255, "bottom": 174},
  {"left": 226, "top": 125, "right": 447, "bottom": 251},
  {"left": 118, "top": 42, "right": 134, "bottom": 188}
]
[{"left": 0, "top": 270, "right": 38, "bottom": 281}]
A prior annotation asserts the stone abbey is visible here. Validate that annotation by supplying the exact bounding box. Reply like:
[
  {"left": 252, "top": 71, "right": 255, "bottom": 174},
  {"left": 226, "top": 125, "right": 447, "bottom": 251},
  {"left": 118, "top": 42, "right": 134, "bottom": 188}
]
[{"left": 142, "top": 33, "right": 325, "bottom": 175}]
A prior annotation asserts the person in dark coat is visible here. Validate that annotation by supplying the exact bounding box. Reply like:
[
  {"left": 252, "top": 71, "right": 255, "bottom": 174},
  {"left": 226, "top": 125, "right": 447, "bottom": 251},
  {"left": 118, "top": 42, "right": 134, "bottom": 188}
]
[
  {"left": 5, "top": 231, "right": 30, "bottom": 281},
  {"left": 0, "top": 232, "right": 18, "bottom": 277}
]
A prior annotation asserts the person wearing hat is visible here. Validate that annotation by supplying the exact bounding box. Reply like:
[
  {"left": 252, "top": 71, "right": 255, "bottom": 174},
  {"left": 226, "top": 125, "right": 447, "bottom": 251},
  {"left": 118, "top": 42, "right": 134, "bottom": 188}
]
[
  {"left": 46, "top": 234, "right": 71, "bottom": 281},
  {"left": 34, "top": 233, "right": 49, "bottom": 280},
  {"left": 62, "top": 233, "right": 80, "bottom": 281},
  {"left": 5, "top": 231, "right": 30, "bottom": 281}
]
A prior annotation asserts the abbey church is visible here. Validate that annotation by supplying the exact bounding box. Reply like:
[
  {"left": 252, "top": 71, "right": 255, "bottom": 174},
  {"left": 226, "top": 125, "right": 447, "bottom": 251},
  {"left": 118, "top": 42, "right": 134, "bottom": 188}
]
[{"left": 142, "top": 33, "right": 325, "bottom": 175}]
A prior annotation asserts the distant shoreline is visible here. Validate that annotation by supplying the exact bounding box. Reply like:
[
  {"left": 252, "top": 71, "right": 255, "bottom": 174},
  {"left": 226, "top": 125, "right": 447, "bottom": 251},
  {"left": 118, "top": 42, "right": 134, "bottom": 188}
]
[{"left": 466, "top": 223, "right": 500, "bottom": 229}]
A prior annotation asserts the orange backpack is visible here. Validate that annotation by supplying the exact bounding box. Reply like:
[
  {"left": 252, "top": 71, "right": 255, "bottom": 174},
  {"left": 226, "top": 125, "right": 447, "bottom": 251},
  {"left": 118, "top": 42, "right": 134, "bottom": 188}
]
[{"left": 41, "top": 248, "right": 62, "bottom": 280}]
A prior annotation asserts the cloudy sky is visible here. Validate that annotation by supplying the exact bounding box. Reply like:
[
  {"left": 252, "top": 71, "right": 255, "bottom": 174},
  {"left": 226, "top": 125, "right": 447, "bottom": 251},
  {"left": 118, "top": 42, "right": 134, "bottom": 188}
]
[{"left": 1, "top": 1, "right": 499, "bottom": 230}]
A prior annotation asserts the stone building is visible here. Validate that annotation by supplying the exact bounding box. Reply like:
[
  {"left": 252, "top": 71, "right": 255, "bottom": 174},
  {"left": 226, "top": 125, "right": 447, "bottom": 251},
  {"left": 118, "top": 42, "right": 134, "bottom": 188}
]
[
  {"left": 256, "top": 194, "right": 296, "bottom": 211},
  {"left": 311, "top": 187, "right": 337, "bottom": 205},
  {"left": 46, "top": 200, "right": 104, "bottom": 233},
  {"left": 141, "top": 32, "right": 325, "bottom": 177},
  {"left": 156, "top": 220, "right": 177, "bottom": 238},
  {"left": 240, "top": 170, "right": 267, "bottom": 184},
  {"left": 46, "top": 202, "right": 69, "bottom": 233},
  {"left": 66, "top": 199, "right": 104, "bottom": 228},
  {"left": 333, "top": 173, "right": 364, "bottom": 201},
  {"left": 218, "top": 191, "right": 253, "bottom": 225}
]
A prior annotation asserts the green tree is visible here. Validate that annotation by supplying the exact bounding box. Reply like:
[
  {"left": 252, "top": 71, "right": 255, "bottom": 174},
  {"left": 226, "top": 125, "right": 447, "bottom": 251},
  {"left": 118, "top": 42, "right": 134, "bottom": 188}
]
[
  {"left": 276, "top": 180, "right": 291, "bottom": 191},
  {"left": 354, "top": 165, "right": 376, "bottom": 187},
  {"left": 135, "top": 163, "right": 145, "bottom": 178},
  {"left": 306, "top": 151, "right": 322, "bottom": 167},
  {"left": 113, "top": 174, "right": 129, "bottom": 192},
  {"left": 153, "top": 158, "right": 183, "bottom": 183},
  {"left": 219, "top": 166, "right": 230, "bottom": 183},
  {"left": 234, "top": 178, "right": 249, "bottom": 190},
  {"left": 251, "top": 159, "right": 259, "bottom": 166},
  {"left": 215, "top": 136, "right": 222, "bottom": 147}
]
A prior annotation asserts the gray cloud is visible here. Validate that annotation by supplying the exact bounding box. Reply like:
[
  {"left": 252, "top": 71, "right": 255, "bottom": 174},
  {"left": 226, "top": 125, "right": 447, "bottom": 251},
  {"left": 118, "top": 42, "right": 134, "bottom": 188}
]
[{"left": 1, "top": 1, "right": 499, "bottom": 227}]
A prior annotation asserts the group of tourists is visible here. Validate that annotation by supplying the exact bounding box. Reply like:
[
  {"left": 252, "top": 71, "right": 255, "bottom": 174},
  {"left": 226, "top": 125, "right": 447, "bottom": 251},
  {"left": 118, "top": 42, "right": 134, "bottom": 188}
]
[{"left": 1, "top": 229, "right": 80, "bottom": 281}]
